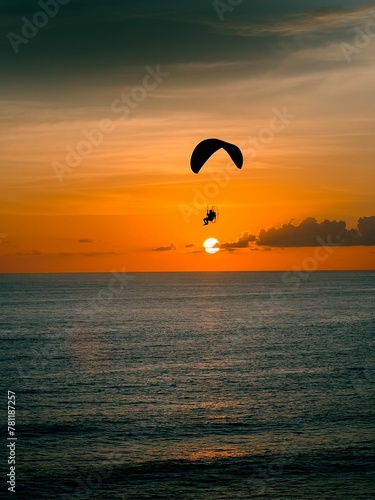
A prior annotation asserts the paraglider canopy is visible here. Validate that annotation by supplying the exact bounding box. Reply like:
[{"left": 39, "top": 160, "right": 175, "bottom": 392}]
[{"left": 190, "top": 138, "right": 243, "bottom": 174}]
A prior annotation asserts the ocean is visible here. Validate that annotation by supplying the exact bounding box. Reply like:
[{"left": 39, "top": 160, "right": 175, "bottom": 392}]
[{"left": 1, "top": 271, "right": 374, "bottom": 499}]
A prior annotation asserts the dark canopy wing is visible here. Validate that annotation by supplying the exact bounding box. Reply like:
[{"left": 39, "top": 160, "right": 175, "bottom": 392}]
[{"left": 190, "top": 138, "right": 243, "bottom": 174}]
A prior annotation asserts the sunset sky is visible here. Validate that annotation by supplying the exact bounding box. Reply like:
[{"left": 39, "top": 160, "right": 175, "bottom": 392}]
[{"left": 1, "top": 0, "right": 375, "bottom": 272}]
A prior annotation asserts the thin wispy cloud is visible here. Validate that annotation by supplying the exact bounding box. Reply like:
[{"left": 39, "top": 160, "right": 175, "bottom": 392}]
[
  {"left": 215, "top": 5, "right": 375, "bottom": 37},
  {"left": 152, "top": 243, "right": 176, "bottom": 252},
  {"left": 0, "top": 251, "right": 118, "bottom": 257}
]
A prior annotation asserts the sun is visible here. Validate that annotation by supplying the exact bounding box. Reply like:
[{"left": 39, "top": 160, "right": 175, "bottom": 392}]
[{"left": 203, "top": 238, "right": 220, "bottom": 254}]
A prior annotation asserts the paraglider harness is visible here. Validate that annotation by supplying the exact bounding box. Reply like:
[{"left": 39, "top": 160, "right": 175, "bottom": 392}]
[{"left": 203, "top": 207, "right": 217, "bottom": 226}]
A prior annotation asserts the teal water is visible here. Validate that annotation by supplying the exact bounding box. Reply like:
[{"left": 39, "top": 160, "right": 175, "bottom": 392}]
[{"left": 0, "top": 272, "right": 374, "bottom": 499}]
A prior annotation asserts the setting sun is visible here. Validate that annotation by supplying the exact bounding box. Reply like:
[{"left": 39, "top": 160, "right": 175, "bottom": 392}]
[{"left": 204, "top": 238, "right": 220, "bottom": 254}]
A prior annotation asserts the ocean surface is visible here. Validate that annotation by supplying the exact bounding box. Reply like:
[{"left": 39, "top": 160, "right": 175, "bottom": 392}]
[{"left": 1, "top": 271, "right": 374, "bottom": 499}]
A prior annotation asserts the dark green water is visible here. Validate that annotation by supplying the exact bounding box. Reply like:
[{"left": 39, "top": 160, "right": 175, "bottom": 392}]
[{"left": 1, "top": 272, "right": 374, "bottom": 499}]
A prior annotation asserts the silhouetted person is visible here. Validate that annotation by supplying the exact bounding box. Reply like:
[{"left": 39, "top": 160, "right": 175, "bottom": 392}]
[{"left": 203, "top": 209, "right": 216, "bottom": 225}]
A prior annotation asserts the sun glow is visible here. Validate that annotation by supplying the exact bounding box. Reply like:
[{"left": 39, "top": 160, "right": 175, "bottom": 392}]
[{"left": 204, "top": 238, "right": 220, "bottom": 254}]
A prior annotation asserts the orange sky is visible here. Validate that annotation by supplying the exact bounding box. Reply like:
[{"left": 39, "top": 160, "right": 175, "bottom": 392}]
[{"left": 1, "top": 2, "right": 375, "bottom": 272}]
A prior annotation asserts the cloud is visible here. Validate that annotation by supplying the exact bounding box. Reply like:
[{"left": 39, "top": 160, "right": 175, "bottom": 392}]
[
  {"left": 220, "top": 232, "right": 257, "bottom": 251},
  {"left": 9, "top": 250, "right": 43, "bottom": 256},
  {"left": 79, "top": 238, "right": 93, "bottom": 243},
  {"left": 258, "top": 217, "right": 345, "bottom": 247},
  {"left": 57, "top": 252, "right": 117, "bottom": 257},
  {"left": 217, "top": 5, "right": 375, "bottom": 37},
  {"left": 0, "top": 251, "right": 118, "bottom": 257},
  {"left": 220, "top": 217, "right": 375, "bottom": 250},
  {"left": 185, "top": 243, "right": 196, "bottom": 248},
  {"left": 357, "top": 216, "right": 375, "bottom": 245},
  {"left": 257, "top": 216, "right": 375, "bottom": 247},
  {"left": 152, "top": 243, "right": 176, "bottom": 252},
  {"left": 250, "top": 247, "right": 272, "bottom": 252}
]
